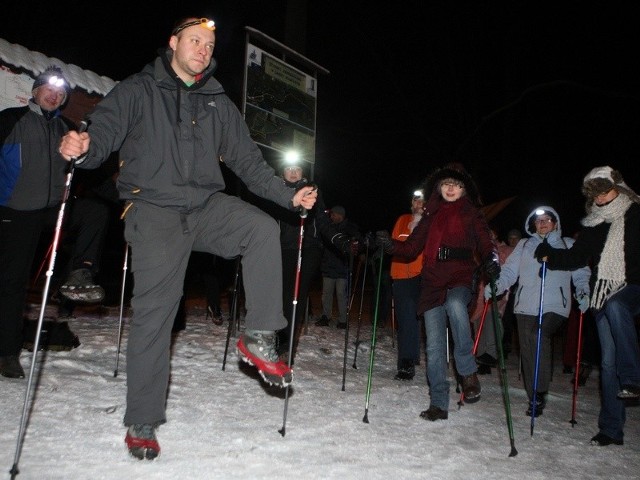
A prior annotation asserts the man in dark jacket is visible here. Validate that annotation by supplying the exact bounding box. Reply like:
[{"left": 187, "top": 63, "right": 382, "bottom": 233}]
[
  {"left": 0, "top": 66, "right": 105, "bottom": 379},
  {"left": 535, "top": 166, "right": 640, "bottom": 447},
  {"left": 59, "top": 17, "right": 317, "bottom": 460},
  {"left": 316, "top": 205, "right": 361, "bottom": 329}
]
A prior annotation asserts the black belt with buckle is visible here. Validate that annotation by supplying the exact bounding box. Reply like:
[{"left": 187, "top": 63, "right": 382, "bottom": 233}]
[{"left": 437, "top": 246, "right": 472, "bottom": 261}]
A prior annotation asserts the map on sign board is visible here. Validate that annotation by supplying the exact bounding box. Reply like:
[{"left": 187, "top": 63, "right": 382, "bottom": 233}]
[
  {"left": 244, "top": 44, "right": 317, "bottom": 163},
  {"left": 0, "top": 65, "right": 33, "bottom": 111}
]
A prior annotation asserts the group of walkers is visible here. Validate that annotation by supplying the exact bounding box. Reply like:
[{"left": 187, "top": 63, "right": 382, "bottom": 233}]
[{"left": 2, "top": 12, "right": 638, "bottom": 464}]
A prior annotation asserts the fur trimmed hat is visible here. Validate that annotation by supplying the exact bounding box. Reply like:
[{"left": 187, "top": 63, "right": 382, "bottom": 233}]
[
  {"left": 32, "top": 66, "right": 71, "bottom": 105},
  {"left": 582, "top": 166, "right": 640, "bottom": 211},
  {"left": 422, "top": 162, "right": 481, "bottom": 206}
]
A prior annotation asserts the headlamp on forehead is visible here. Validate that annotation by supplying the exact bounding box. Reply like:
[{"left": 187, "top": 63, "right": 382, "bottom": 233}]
[
  {"left": 47, "top": 75, "right": 66, "bottom": 88},
  {"left": 412, "top": 190, "right": 424, "bottom": 200},
  {"left": 172, "top": 18, "right": 216, "bottom": 36}
]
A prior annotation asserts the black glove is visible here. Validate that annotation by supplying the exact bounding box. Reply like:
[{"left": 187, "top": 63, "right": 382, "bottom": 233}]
[
  {"left": 375, "top": 230, "right": 394, "bottom": 254},
  {"left": 331, "top": 233, "right": 352, "bottom": 254},
  {"left": 483, "top": 252, "right": 501, "bottom": 280},
  {"left": 534, "top": 238, "right": 553, "bottom": 263}
]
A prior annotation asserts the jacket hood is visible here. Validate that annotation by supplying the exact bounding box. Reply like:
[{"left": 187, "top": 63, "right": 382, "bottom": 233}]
[
  {"left": 422, "top": 162, "right": 481, "bottom": 207},
  {"left": 525, "top": 205, "right": 562, "bottom": 237}
]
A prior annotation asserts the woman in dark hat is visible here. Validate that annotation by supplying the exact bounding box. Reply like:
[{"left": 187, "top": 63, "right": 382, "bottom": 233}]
[{"left": 378, "top": 163, "right": 499, "bottom": 421}]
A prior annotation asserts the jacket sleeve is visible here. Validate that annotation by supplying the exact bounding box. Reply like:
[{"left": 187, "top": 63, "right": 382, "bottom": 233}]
[
  {"left": 79, "top": 81, "right": 141, "bottom": 169},
  {"left": 392, "top": 213, "right": 429, "bottom": 260},
  {"left": 545, "top": 230, "right": 593, "bottom": 271},
  {"left": 493, "top": 239, "right": 524, "bottom": 294},
  {"left": 218, "top": 98, "right": 293, "bottom": 209}
]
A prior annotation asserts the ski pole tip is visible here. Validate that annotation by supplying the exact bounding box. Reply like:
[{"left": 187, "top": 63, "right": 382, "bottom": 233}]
[
  {"left": 509, "top": 447, "right": 518, "bottom": 457},
  {"left": 278, "top": 427, "right": 286, "bottom": 437}
]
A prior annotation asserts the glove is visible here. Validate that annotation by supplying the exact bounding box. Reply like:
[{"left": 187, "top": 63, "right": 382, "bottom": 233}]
[
  {"left": 375, "top": 230, "right": 394, "bottom": 254},
  {"left": 483, "top": 283, "right": 493, "bottom": 301},
  {"left": 483, "top": 253, "right": 500, "bottom": 280},
  {"left": 331, "top": 233, "right": 352, "bottom": 254},
  {"left": 575, "top": 292, "right": 590, "bottom": 312},
  {"left": 534, "top": 238, "right": 553, "bottom": 263},
  {"left": 349, "top": 240, "right": 360, "bottom": 256}
]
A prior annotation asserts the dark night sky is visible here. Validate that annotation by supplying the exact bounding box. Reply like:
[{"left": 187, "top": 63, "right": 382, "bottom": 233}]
[{"left": 3, "top": 1, "right": 640, "bottom": 238}]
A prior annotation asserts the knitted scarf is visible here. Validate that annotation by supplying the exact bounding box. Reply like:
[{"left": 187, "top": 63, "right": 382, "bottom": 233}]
[
  {"left": 424, "top": 199, "right": 465, "bottom": 266},
  {"left": 582, "top": 193, "right": 632, "bottom": 309}
]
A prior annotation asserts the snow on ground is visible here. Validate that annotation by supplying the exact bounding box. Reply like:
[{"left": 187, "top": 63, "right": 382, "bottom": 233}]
[{"left": 1, "top": 298, "right": 639, "bottom": 480}]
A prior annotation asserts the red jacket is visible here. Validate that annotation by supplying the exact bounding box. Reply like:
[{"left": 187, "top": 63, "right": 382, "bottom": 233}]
[{"left": 392, "top": 196, "right": 495, "bottom": 314}]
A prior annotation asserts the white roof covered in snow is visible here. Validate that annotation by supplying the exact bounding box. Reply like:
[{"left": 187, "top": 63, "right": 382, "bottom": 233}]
[{"left": 0, "top": 37, "right": 116, "bottom": 96}]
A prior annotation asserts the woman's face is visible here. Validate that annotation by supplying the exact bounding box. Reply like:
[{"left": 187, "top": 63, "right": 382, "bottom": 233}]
[
  {"left": 440, "top": 179, "right": 465, "bottom": 202},
  {"left": 534, "top": 214, "right": 556, "bottom": 235}
]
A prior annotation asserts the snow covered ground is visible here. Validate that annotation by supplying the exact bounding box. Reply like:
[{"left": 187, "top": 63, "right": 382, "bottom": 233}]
[{"left": 2, "top": 297, "right": 639, "bottom": 480}]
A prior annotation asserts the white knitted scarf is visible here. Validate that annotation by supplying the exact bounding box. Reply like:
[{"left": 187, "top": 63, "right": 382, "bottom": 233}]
[{"left": 582, "top": 194, "right": 632, "bottom": 309}]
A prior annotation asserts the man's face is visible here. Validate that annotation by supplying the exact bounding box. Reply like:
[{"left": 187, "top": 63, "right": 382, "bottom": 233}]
[
  {"left": 411, "top": 196, "right": 424, "bottom": 214},
  {"left": 33, "top": 84, "right": 66, "bottom": 111},
  {"left": 330, "top": 212, "right": 344, "bottom": 224},
  {"left": 283, "top": 166, "right": 303, "bottom": 183},
  {"left": 169, "top": 24, "right": 215, "bottom": 80},
  {"left": 594, "top": 188, "right": 619, "bottom": 206}
]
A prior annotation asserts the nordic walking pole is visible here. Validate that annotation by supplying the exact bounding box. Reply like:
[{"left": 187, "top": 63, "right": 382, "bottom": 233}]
[
  {"left": 113, "top": 243, "right": 129, "bottom": 377},
  {"left": 10, "top": 121, "right": 87, "bottom": 480},
  {"left": 363, "top": 250, "right": 384, "bottom": 423},
  {"left": 222, "top": 256, "right": 241, "bottom": 370},
  {"left": 352, "top": 241, "right": 369, "bottom": 369},
  {"left": 458, "top": 299, "right": 490, "bottom": 407},
  {"left": 390, "top": 295, "right": 396, "bottom": 348},
  {"left": 341, "top": 245, "right": 355, "bottom": 391},
  {"left": 348, "top": 255, "right": 363, "bottom": 312},
  {"left": 570, "top": 311, "right": 585, "bottom": 427},
  {"left": 490, "top": 278, "right": 518, "bottom": 457},
  {"left": 279, "top": 211, "right": 307, "bottom": 437},
  {"left": 531, "top": 259, "right": 547, "bottom": 435}
]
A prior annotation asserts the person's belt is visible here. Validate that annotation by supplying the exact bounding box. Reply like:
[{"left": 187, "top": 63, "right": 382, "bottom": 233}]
[{"left": 437, "top": 246, "right": 472, "bottom": 261}]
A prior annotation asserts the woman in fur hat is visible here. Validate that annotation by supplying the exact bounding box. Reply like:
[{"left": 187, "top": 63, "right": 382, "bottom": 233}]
[
  {"left": 535, "top": 166, "right": 640, "bottom": 446},
  {"left": 377, "top": 163, "right": 499, "bottom": 421}
]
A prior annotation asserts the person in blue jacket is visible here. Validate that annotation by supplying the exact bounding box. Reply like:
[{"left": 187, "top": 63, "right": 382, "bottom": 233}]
[{"left": 486, "top": 205, "right": 590, "bottom": 417}]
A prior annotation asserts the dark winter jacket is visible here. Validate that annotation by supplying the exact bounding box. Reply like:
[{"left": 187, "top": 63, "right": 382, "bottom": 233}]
[
  {"left": 320, "top": 218, "right": 361, "bottom": 278},
  {"left": 544, "top": 202, "right": 640, "bottom": 292},
  {"left": 278, "top": 180, "right": 325, "bottom": 252},
  {"left": 0, "top": 102, "right": 73, "bottom": 210},
  {"left": 392, "top": 196, "right": 495, "bottom": 314},
  {"left": 76, "top": 48, "right": 294, "bottom": 212}
]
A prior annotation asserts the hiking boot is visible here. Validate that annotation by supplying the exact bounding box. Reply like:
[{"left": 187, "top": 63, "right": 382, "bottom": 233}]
[
  {"left": 0, "top": 356, "right": 25, "bottom": 379},
  {"left": 617, "top": 384, "right": 640, "bottom": 400},
  {"left": 420, "top": 405, "right": 448, "bottom": 421},
  {"left": 571, "top": 362, "right": 592, "bottom": 387},
  {"left": 336, "top": 322, "right": 347, "bottom": 330},
  {"left": 125, "top": 424, "right": 160, "bottom": 460},
  {"left": 477, "top": 364, "right": 492, "bottom": 375},
  {"left": 207, "top": 305, "right": 224, "bottom": 326},
  {"left": 59, "top": 268, "right": 105, "bottom": 303},
  {"left": 394, "top": 366, "right": 415, "bottom": 381},
  {"left": 461, "top": 373, "right": 481, "bottom": 403},
  {"left": 237, "top": 330, "right": 293, "bottom": 387},
  {"left": 314, "top": 315, "right": 330, "bottom": 327},
  {"left": 476, "top": 353, "right": 497, "bottom": 367},
  {"left": 590, "top": 432, "right": 623, "bottom": 446},
  {"left": 394, "top": 359, "right": 415, "bottom": 380},
  {"left": 526, "top": 394, "right": 546, "bottom": 417}
]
